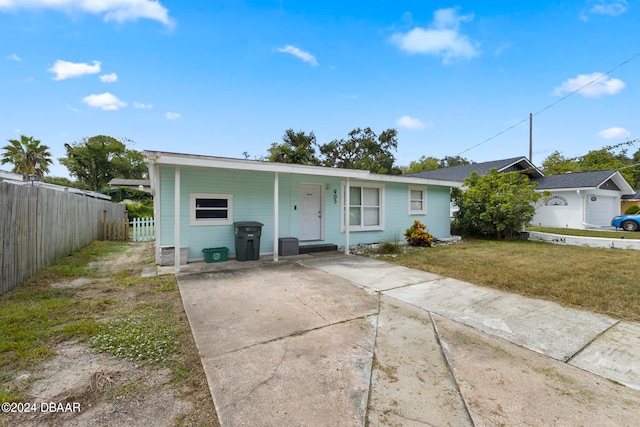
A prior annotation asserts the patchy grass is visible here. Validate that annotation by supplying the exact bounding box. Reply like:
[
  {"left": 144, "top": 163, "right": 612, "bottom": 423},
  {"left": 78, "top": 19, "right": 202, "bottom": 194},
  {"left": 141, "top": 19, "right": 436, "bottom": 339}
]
[
  {"left": 89, "top": 303, "right": 180, "bottom": 365},
  {"left": 527, "top": 226, "right": 640, "bottom": 239},
  {"left": 0, "top": 241, "right": 219, "bottom": 425},
  {"left": 385, "top": 239, "right": 640, "bottom": 322}
]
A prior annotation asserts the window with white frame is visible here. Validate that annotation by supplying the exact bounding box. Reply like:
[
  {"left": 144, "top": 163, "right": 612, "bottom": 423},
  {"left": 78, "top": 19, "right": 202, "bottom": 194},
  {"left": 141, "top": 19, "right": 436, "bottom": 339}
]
[
  {"left": 190, "top": 193, "right": 233, "bottom": 225},
  {"left": 408, "top": 186, "right": 427, "bottom": 215},
  {"left": 342, "top": 183, "right": 384, "bottom": 231}
]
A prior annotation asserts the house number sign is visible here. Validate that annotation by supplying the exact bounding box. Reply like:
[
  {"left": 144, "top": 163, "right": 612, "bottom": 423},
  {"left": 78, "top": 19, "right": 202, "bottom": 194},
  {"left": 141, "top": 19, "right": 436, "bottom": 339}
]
[{"left": 333, "top": 189, "right": 337, "bottom": 204}]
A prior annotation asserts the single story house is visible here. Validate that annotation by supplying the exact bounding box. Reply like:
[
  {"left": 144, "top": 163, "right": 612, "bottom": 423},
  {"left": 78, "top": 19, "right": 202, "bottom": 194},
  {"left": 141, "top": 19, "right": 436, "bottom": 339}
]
[
  {"left": 532, "top": 170, "right": 634, "bottom": 229},
  {"left": 621, "top": 190, "right": 640, "bottom": 213},
  {"left": 407, "top": 156, "right": 635, "bottom": 230},
  {"left": 143, "top": 150, "right": 459, "bottom": 270},
  {"left": 107, "top": 178, "right": 152, "bottom": 192},
  {"left": 0, "top": 169, "right": 23, "bottom": 182}
]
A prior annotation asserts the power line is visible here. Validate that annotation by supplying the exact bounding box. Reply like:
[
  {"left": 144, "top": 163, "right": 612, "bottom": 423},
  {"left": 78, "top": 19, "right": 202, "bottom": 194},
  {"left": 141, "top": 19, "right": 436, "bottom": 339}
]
[{"left": 455, "top": 51, "right": 640, "bottom": 157}]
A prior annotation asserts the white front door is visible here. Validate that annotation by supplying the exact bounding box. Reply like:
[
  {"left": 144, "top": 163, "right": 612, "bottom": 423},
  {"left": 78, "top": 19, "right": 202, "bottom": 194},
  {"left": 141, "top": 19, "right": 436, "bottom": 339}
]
[{"left": 299, "top": 184, "right": 323, "bottom": 241}]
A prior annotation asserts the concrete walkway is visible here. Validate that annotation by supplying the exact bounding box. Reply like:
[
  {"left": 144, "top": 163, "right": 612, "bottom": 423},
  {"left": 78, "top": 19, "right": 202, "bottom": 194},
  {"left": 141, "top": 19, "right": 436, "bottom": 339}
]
[{"left": 174, "top": 252, "right": 640, "bottom": 426}]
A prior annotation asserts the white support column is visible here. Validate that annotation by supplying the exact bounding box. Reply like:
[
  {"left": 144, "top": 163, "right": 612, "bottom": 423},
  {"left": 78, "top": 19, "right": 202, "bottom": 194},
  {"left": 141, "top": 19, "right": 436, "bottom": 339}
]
[
  {"left": 273, "top": 172, "right": 279, "bottom": 262},
  {"left": 345, "top": 177, "right": 350, "bottom": 255},
  {"left": 153, "top": 163, "right": 161, "bottom": 265},
  {"left": 174, "top": 166, "right": 181, "bottom": 273}
]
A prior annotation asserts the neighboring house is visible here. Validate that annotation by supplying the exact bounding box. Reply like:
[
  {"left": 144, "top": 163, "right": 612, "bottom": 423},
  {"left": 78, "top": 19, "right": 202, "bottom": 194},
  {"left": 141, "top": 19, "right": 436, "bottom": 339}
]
[
  {"left": 406, "top": 157, "right": 544, "bottom": 182},
  {"left": 0, "top": 169, "right": 23, "bottom": 182},
  {"left": 143, "top": 150, "right": 459, "bottom": 269},
  {"left": 107, "top": 178, "right": 151, "bottom": 192},
  {"left": 408, "top": 156, "right": 635, "bottom": 229},
  {"left": 621, "top": 190, "right": 640, "bottom": 213},
  {"left": 532, "top": 170, "right": 634, "bottom": 229}
]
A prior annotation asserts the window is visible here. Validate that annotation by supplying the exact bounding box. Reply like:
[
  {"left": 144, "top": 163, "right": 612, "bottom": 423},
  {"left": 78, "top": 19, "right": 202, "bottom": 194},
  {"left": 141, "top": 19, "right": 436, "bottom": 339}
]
[
  {"left": 190, "top": 193, "right": 233, "bottom": 225},
  {"left": 342, "top": 183, "right": 384, "bottom": 231},
  {"left": 408, "top": 186, "right": 427, "bottom": 215}
]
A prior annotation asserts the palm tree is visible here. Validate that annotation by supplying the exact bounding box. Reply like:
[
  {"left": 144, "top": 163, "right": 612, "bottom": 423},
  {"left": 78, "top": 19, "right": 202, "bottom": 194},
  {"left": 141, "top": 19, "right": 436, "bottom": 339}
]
[{"left": 1, "top": 135, "right": 53, "bottom": 181}]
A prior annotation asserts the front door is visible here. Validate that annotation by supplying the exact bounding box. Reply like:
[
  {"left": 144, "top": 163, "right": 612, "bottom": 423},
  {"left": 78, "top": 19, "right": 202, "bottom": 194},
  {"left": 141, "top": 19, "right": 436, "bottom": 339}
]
[{"left": 299, "top": 184, "right": 322, "bottom": 241}]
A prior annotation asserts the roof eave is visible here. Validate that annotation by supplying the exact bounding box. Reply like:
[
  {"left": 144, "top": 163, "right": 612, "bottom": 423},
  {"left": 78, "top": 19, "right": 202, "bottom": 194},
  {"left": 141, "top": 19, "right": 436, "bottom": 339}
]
[{"left": 143, "top": 150, "right": 458, "bottom": 187}]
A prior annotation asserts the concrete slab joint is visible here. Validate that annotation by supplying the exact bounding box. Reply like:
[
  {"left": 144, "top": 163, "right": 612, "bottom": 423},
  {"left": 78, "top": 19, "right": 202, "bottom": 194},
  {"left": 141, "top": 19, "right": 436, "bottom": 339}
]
[{"left": 174, "top": 253, "right": 640, "bottom": 426}]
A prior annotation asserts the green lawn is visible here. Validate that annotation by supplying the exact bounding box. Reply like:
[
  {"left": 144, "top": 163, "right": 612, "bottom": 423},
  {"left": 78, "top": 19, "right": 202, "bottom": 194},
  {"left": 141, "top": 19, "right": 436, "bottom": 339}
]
[{"left": 378, "top": 239, "right": 640, "bottom": 322}]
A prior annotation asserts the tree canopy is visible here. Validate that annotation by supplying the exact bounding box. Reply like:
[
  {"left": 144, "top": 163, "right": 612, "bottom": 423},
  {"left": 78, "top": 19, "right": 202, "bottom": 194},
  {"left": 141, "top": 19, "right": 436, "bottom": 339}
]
[
  {"left": 540, "top": 140, "right": 640, "bottom": 189},
  {"left": 1, "top": 135, "right": 52, "bottom": 181},
  {"left": 59, "top": 135, "right": 147, "bottom": 191},
  {"left": 401, "top": 155, "right": 472, "bottom": 173},
  {"left": 267, "top": 129, "right": 319, "bottom": 165},
  {"left": 452, "top": 169, "right": 546, "bottom": 239},
  {"left": 267, "top": 127, "right": 402, "bottom": 174}
]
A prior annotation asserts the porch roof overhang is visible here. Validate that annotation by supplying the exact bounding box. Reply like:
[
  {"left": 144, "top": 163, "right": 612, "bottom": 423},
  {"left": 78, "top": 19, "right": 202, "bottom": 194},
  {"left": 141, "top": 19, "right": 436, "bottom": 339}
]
[{"left": 143, "top": 150, "right": 461, "bottom": 189}]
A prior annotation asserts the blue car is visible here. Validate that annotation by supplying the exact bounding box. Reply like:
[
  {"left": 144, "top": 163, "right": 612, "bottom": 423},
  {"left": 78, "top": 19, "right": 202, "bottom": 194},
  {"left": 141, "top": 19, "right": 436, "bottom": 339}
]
[{"left": 611, "top": 214, "right": 640, "bottom": 231}]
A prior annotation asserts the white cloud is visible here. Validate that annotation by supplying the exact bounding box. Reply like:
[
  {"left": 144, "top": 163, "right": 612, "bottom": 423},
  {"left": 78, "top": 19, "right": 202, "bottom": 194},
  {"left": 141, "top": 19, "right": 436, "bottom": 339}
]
[
  {"left": 49, "top": 60, "right": 101, "bottom": 80},
  {"left": 0, "top": 0, "right": 174, "bottom": 27},
  {"left": 82, "top": 92, "right": 126, "bottom": 110},
  {"left": 99, "top": 72, "right": 118, "bottom": 83},
  {"left": 165, "top": 112, "right": 180, "bottom": 120},
  {"left": 597, "top": 127, "right": 630, "bottom": 139},
  {"left": 133, "top": 101, "right": 153, "bottom": 109},
  {"left": 590, "top": 0, "right": 627, "bottom": 16},
  {"left": 396, "top": 115, "right": 428, "bottom": 130},
  {"left": 6, "top": 53, "right": 21, "bottom": 61},
  {"left": 275, "top": 45, "right": 318, "bottom": 67},
  {"left": 553, "top": 72, "right": 625, "bottom": 97},
  {"left": 389, "top": 7, "right": 479, "bottom": 64}
]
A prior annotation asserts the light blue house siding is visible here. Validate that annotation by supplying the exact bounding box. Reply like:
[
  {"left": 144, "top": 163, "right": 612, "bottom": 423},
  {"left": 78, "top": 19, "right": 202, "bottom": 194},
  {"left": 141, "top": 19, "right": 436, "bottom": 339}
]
[{"left": 157, "top": 165, "right": 452, "bottom": 261}]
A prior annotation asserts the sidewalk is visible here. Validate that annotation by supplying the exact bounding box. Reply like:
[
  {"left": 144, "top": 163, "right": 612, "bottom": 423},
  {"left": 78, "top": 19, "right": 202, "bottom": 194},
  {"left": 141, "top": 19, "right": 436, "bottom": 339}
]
[{"left": 175, "top": 252, "right": 640, "bottom": 426}]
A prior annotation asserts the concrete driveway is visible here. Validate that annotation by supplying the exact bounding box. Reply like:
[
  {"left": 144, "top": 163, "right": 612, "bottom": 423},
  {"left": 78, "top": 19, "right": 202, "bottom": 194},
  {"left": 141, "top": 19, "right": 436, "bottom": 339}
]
[{"left": 175, "top": 252, "right": 640, "bottom": 426}]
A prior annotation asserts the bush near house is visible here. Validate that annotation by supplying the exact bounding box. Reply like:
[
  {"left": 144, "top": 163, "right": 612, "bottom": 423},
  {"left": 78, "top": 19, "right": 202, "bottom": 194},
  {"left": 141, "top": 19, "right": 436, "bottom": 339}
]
[
  {"left": 404, "top": 220, "right": 433, "bottom": 247},
  {"left": 624, "top": 205, "right": 640, "bottom": 215},
  {"left": 452, "top": 169, "right": 547, "bottom": 239}
]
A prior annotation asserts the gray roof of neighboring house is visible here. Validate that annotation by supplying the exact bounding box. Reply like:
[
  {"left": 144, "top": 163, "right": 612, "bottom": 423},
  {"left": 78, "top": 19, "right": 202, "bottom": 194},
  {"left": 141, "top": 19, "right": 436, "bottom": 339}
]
[
  {"left": 406, "top": 156, "right": 543, "bottom": 182},
  {"left": 108, "top": 179, "right": 150, "bottom": 187},
  {"left": 622, "top": 190, "right": 640, "bottom": 200},
  {"left": 531, "top": 170, "right": 619, "bottom": 190}
]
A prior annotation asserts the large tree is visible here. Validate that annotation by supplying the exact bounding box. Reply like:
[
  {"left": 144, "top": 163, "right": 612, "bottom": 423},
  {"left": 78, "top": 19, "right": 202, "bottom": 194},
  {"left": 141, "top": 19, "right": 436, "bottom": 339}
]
[
  {"left": 59, "top": 135, "right": 146, "bottom": 191},
  {"left": 319, "top": 127, "right": 401, "bottom": 174},
  {"left": 1, "top": 135, "right": 52, "bottom": 181},
  {"left": 267, "top": 129, "right": 319, "bottom": 165},
  {"left": 452, "top": 169, "right": 546, "bottom": 239},
  {"left": 541, "top": 141, "right": 640, "bottom": 189},
  {"left": 402, "top": 155, "right": 472, "bottom": 173}
]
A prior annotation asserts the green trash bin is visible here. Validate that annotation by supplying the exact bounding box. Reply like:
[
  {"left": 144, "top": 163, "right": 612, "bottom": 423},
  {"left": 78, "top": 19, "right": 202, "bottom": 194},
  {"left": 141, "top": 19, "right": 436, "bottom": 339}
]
[
  {"left": 202, "top": 247, "right": 229, "bottom": 263},
  {"left": 233, "top": 221, "right": 263, "bottom": 261}
]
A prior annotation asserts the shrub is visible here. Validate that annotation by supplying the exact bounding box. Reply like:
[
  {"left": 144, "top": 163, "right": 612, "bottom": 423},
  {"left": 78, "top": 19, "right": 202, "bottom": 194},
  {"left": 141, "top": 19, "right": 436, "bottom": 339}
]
[
  {"left": 404, "top": 220, "right": 433, "bottom": 247},
  {"left": 624, "top": 205, "right": 640, "bottom": 215}
]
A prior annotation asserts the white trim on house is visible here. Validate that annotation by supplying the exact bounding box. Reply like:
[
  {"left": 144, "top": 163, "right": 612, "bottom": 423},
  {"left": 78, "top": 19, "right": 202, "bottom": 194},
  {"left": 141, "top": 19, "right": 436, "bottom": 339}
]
[
  {"left": 408, "top": 185, "right": 427, "bottom": 215},
  {"left": 143, "top": 151, "right": 461, "bottom": 188},
  {"left": 341, "top": 181, "right": 385, "bottom": 232},
  {"left": 189, "top": 193, "right": 233, "bottom": 226}
]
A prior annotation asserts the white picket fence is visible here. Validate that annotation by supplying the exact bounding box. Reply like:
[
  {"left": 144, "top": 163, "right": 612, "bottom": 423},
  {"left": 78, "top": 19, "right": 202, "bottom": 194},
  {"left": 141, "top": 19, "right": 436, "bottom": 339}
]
[{"left": 131, "top": 217, "right": 155, "bottom": 241}]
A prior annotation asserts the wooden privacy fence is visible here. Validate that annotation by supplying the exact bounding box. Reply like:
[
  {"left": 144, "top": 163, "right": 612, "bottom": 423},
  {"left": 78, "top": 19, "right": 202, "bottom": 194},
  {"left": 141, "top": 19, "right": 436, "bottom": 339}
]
[
  {"left": 130, "top": 217, "right": 155, "bottom": 241},
  {"left": 0, "top": 182, "right": 126, "bottom": 295}
]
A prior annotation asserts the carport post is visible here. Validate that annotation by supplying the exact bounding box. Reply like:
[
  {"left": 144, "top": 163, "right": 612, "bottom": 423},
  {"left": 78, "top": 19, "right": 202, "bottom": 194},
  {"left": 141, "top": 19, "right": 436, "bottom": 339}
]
[
  {"left": 174, "top": 165, "right": 181, "bottom": 273},
  {"left": 345, "top": 177, "right": 350, "bottom": 255},
  {"left": 273, "top": 172, "right": 279, "bottom": 262}
]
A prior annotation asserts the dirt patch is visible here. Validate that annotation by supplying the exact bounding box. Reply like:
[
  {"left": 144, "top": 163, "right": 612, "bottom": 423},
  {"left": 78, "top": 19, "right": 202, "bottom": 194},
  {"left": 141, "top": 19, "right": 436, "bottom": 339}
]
[{"left": 1, "top": 242, "right": 219, "bottom": 427}]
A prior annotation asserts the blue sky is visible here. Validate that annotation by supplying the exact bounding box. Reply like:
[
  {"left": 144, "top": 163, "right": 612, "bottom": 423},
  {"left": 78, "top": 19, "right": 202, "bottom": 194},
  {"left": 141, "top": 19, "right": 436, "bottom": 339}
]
[{"left": 1, "top": 0, "right": 638, "bottom": 178}]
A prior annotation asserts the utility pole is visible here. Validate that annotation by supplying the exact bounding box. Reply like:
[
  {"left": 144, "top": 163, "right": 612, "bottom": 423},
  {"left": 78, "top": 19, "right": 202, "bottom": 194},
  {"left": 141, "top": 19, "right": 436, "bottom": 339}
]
[{"left": 529, "top": 113, "right": 533, "bottom": 163}]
